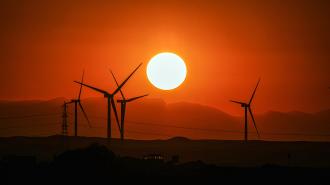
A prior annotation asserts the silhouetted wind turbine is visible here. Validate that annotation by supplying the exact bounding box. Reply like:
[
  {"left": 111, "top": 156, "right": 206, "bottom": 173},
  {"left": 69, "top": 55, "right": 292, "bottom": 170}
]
[
  {"left": 110, "top": 70, "right": 148, "bottom": 141},
  {"left": 74, "top": 63, "right": 142, "bottom": 140},
  {"left": 230, "top": 79, "right": 260, "bottom": 142},
  {"left": 67, "top": 71, "right": 91, "bottom": 137}
]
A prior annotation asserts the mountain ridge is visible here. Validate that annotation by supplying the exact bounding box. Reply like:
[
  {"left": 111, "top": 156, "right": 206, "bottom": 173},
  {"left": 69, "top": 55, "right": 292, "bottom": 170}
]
[{"left": 0, "top": 97, "right": 329, "bottom": 141}]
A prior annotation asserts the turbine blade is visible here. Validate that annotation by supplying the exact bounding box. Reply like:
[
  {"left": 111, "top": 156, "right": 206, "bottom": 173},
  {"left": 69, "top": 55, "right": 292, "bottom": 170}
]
[
  {"left": 112, "top": 63, "right": 142, "bottom": 95},
  {"left": 127, "top": 94, "right": 148, "bottom": 102},
  {"left": 230, "top": 100, "right": 245, "bottom": 105},
  {"left": 78, "top": 70, "right": 85, "bottom": 100},
  {"left": 79, "top": 102, "right": 91, "bottom": 128},
  {"left": 110, "top": 98, "right": 121, "bottom": 131},
  {"left": 109, "top": 70, "right": 125, "bottom": 100},
  {"left": 249, "top": 107, "right": 260, "bottom": 138},
  {"left": 74, "top": 81, "right": 108, "bottom": 95},
  {"left": 249, "top": 78, "right": 261, "bottom": 105}
]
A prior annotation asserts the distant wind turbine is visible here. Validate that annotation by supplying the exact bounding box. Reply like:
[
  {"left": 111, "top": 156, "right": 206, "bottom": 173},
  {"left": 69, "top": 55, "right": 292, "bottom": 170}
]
[
  {"left": 110, "top": 70, "right": 148, "bottom": 141},
  {"left": 67, "top": 71, "right": 91, "bottom": 137},
  {"left": 230, "top": 79, "right": 260, "bottom": 142},
  {"left": 74, "top": 63, "right": 142, "bottom": 140}
]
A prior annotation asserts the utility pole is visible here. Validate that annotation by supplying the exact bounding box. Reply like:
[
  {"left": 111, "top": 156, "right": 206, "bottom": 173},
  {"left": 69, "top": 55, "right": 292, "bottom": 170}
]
[{"left": 62, "top": 102, "right": 68, "bottom": 136}]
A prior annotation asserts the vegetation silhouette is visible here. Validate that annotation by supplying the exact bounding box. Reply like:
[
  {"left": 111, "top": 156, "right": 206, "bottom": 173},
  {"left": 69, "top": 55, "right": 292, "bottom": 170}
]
[{"left": 1, "top": 143, "right": 330, "bottom": 184}]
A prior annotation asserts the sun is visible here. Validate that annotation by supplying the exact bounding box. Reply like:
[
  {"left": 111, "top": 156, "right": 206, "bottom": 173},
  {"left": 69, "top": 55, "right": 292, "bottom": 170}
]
[{"left": 147, "top": 52, "right": 187, "bottom": 90}]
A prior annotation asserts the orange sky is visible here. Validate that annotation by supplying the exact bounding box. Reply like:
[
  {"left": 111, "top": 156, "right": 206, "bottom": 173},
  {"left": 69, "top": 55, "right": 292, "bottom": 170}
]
[{"left": 0, "top": 0, "right": 329, "bottom": 115}]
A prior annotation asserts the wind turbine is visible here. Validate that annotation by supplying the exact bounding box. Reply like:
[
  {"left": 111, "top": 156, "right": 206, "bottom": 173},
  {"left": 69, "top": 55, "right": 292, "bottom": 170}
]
[
  {"left": 110, "top": 70, "right": 148, "bottom": 141},
  {"left": 67, "top": 71, "right": 91, "bottom": 137},
  {"left": 74, "top": 63, "right": 142, "bottom": 140},
  {"left": 230, "top": 79, "right": 260, "bottom": 142}
]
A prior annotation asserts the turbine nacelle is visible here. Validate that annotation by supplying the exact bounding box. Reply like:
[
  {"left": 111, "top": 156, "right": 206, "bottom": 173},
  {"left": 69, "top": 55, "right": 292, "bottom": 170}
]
[
  {"left": 230, "top": 100, "right": 248, "bottom": 107},
  {"left": 104, "top": 93, "right": 112, "bottom": 98},
  {"left": 70, "top": 99, "right": 81, "bottom": 103}
]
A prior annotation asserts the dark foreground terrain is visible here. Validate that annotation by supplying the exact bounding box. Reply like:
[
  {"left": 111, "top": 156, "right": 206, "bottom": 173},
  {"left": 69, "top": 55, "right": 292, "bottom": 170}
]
[
  {"left": 0, "top": 136, "right": 330, "bottom": 184},
  {"left": 0, "top": 143, "right": 329, "bottom": 185}
]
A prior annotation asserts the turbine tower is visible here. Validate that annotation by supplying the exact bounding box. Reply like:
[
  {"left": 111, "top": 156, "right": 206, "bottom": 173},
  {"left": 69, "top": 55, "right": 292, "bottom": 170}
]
[
  {"left": 230, "top": 79, "right": 260, "bottom": 142},
  {"left": 67, "top": 71, "right": 91, "bottom": 137},
  {"left": 110, "top": 70, "right": 148, "bottom": 141},
  {"left": 74, "top": 63, "right": 142, "bottom": 140}
]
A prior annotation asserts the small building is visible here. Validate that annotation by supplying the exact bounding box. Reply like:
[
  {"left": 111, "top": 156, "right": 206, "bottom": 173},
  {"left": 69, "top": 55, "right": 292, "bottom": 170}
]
[{"left": 143, "top": 154, "right": 164, "bottom": 162}]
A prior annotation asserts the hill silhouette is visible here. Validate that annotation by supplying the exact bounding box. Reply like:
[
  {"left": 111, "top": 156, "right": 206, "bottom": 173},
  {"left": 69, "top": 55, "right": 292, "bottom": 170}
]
[{"left": 0, "top": 97, "right": 329, "bottom": 141}]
